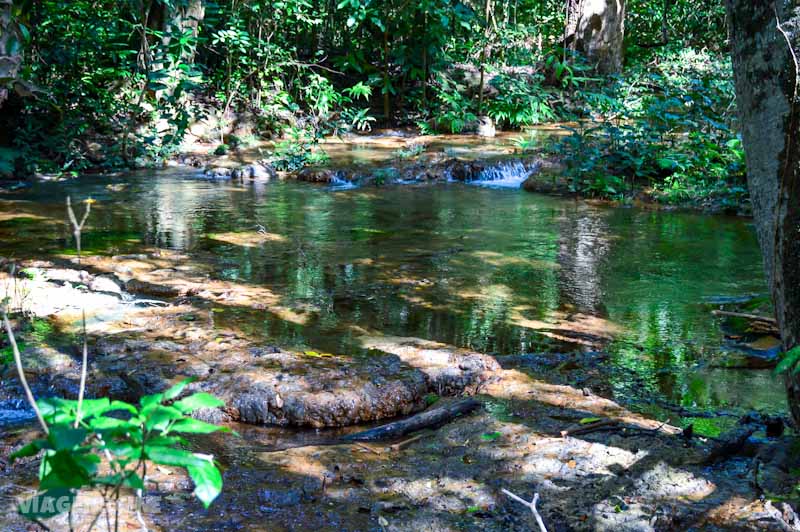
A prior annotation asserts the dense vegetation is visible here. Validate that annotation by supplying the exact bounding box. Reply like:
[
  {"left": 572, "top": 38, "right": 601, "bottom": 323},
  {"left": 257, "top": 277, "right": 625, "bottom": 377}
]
[{"left": 0, "top": 0, "right": 743, "bottom": 203}]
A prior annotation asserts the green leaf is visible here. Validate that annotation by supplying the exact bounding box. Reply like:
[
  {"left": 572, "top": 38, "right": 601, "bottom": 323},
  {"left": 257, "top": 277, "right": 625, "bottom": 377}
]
[
  {"left": 104, "top": 440, "right": 138, "bottom": 457},
  {"left": 106, "top": 400, "right": 138, "bottom": 414},
  {"left": 145, "top": 445, "right": 205, "bottom": 468},
  {"left": 579, "top": 417, "right": 603, "bottom": 425},
  {"left": 144, "top": 405, "right": 184, "bottom": 431},
  {"left": 146, "top": 435, "right": 186, "bottom": 447},
  {"left": 170, "top": 418, "right": 228, "bottom": 434},
  {"left": 48, "top": 425, "right": 87, "bottom": 451},
  {"left": 163, "top": 377, "right": 196, "bottom": 401},
  {"left": 87, "top": 415, "right": 134, "bottom": 431},
  {"left": 186, "top": 458, "right": 223, "bottom": 508},
  {"left": 39, "top": 451, "right": 92, "bottom": 490},
  {"left": 10, "top": 440, "right": 48, "bottom": 462},
  {"left": 140, "top": 393, "right": 164, "bottom": 410},
  {"left": 776, "top": 347, "right": 800, "bottom": 375},
  {"left": 481, "top": 431, "right": 502, "bottom": 442},
  {"left": 172, "top": 393, "right": 224, "bottom": 413},
  {"left": 75, "top": 398, "right": 110, "bottom": 418}
]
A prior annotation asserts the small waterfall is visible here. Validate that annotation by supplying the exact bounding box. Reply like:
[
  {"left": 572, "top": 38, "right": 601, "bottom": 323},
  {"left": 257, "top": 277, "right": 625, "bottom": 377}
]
[
  {"left": 468, "top": 160, "right": 537, "bottom": 189},
  {"left": 329, "top": 171, "right": 358, "bottom": 190}
]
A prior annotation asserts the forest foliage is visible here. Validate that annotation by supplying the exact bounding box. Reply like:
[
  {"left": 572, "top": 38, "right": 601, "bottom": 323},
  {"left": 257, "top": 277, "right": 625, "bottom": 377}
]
[{"left": 0, "top": 0, "right": 740, "bottom": 201}]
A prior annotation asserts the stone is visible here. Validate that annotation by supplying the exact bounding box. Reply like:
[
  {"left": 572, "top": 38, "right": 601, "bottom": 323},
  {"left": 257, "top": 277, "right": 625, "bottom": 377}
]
[
  {"left": 204, "top": 166, "right": 232, "bottom": 179},
  {"left": 476, "top": 116, "right": 496, "bottom": 137},
  {"left": 296, "top": 168, "right": 337, "bottom": 183},
  {"left": 89, "top": 275, "right": 122, "bottom": 295}
]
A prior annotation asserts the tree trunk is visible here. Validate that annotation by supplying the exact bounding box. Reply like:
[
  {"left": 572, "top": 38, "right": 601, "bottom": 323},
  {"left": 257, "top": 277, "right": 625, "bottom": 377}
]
[
  {"left": 726, "top": 0, "right": 800, "bottom": 425},
  {"left": 383, "top": 27, "right": 390, "bottom": 123},
  {"left": 477, "top": 0, "right": 492, "bottom": 115},
  {"left": 566, "top": 0, "right": 626, "bottom": 74},
  {"left": 163, "top": 0, "right": 204, "bottom": 63},
  {"left": 0, "top": 0, "right": 22, "bottom": 107}
]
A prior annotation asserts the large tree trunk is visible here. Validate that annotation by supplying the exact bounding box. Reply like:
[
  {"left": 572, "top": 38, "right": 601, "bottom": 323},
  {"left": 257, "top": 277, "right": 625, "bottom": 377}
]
[
  {"left": 151, "top": 0, "right": 205, "bottom": 66},
  {"left": 566, "top": 0, "right": 626, "bottom": 74},
  {"left": 0, "top": 0, "right": 22, "bottom": 108},
  {"left": 726, "top": 0, "right": 800, "bottom": 425}
]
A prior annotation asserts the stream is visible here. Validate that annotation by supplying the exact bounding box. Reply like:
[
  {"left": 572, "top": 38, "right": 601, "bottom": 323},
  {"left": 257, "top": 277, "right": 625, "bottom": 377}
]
[
  {"left": 0, "top": 135, "right": 791, "bottom": 531},
  {"left": 0, "top": 141, "right": 784, "bottom": 419}
]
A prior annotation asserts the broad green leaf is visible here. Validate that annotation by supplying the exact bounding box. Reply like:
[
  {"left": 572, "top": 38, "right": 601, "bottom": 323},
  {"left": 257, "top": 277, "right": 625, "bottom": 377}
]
[
  {"left": 776, "top": 347, "right": 800, "bottom": 375},
  {"left": 144, "top": 405, "right": 184, "bottom": 431},
  {"left": 163, "top": 377, "right": 197, "bottom": 401},
  {"left": 145, "top": 445, "right": 205, "bottom": 468},
  {"left": 186, "top": 458, "right": 223, "bottom": 508},
  {"left": 170, "top": 418, "right": 228, "bottom": 434},
  {"left": 39, "top": 451, "right": 92, "bottom": 490},
  {"left": 173, "top": 393, "right": 224, "bottom": 413},
  {"left": 9, "top": 439, "right": 48, "bottom": 462},
  {"left": 105, "top": 400, "right": 138, "bottom": 414},
  {"left": 146, "top": 431, "right": 184, "bottom": 442},
  {"left": 140, "top": 393, "right": 164, "bottom": 409},
  {"left": 105, "top": 440, "right": 138, "bottom": 457},
  {"left": 48, "top": 425, "right": 87, "bottom": 451},
  {"left": 75, "top": 398, "right": 111, "bottom": 418},
  {"left": 88, "top": 415, "right": 134, "bottom": 431},
  {"left": 481, "top": 431, "right": 502, "bottom": 441}
]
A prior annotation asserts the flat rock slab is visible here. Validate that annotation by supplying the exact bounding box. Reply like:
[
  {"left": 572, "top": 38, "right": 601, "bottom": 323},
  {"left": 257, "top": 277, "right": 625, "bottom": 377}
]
[{"left": 38, "top": 306, "right": 497, "bottom": 428}]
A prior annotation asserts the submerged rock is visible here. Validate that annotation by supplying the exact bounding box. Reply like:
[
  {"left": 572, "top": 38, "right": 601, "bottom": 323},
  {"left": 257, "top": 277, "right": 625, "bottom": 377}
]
[
  {"left": 204, "top": 166, "right": 233, "bottom": 179},
  {"left": 443, "top": 159, "right": 487, "bottom": 181},
  {"left": 296, "top": 168, "right": 340, "bottom": 183}
]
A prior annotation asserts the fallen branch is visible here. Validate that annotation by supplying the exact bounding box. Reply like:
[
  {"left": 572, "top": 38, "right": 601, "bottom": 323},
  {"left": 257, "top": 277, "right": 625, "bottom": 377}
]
[
  {"left": 502, "top": 488, "right": 548, "bottom": 532},
  {"left": 389, "top": 433, "right": 429, "bottom": 452},
  {"left": 342, "top": 398, "right": 480, "bottom": 442},
  {"left": 711, "top": 309, "right": 778, "bottom": 325},
  {"left": 561, "top": 419, "right": 619, "bottom": 438},
  {"left": 353, "top": 442, "right": 382, "bottom": 455},
  {"left": 702, "top": 423, "right": 759, "bottom": 464}
]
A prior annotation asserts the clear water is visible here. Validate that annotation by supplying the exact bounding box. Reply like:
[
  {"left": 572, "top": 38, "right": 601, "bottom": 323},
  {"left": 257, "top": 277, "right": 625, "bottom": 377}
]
[{"left": 0, "top": 168, "right": 784, "bottom": 417}]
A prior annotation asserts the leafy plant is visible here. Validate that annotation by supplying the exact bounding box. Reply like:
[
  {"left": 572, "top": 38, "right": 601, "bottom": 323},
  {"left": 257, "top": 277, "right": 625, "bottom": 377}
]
[
  {"left": 487, "top": 73, "right": 555, "bottom": 128},
  {"left": 10, "top": 378, "right": 230, "bottom": 524},
  {"left": 776, "top": 347, "right": 800, "bottom": 376}
]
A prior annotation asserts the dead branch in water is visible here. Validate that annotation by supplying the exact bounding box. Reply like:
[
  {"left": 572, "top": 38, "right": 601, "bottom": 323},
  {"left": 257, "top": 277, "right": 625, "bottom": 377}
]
[{"left": 711, "top": 309, "right": 777, "bottom": 324}]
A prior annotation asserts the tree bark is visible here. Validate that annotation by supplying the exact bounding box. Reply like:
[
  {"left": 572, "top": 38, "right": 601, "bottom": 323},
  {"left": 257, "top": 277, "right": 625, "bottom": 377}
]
[
  {"left": 152, "top": 0, "right": 205, "bottom": 65},
  {"left": 0, "top": 0, "right": 22, "bottom": 107},
  {"left": 566, "top": 0, "right": 626, "bottom": 74},
  {"left": 477, "top": 0, "right": 492, "bottom": 115},
  {"left": 726, "top": 0, "right": 800, "bottom": 425}
]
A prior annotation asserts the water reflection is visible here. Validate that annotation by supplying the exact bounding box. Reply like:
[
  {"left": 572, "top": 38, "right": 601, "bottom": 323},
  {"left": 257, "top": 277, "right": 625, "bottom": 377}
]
[
  {"left": 557, "top": 205, "right": 611, "bottom": 315},
  {"left": 0, "top": 172, "right": 781, "bottom": 414}
]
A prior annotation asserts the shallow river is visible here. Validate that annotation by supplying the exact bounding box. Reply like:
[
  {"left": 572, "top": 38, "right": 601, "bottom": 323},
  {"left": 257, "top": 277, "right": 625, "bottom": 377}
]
[{"left": 0, "top": 162, "right": 786, "bottom": 420}]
